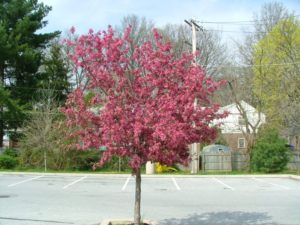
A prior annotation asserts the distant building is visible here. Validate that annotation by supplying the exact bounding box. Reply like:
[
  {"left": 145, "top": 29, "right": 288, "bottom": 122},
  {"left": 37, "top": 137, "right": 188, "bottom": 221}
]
[
  {"left": 1, "top": 130, "right": 19, "bottom": 151},
  {"left": 3, "top": 133, "right": 9, "bottom": 148},
  {"left": 0, "top": 133, "right": 10, "bottom": 152},
  {"left": 215, "top": 101, "right": 266, "bottom": 152}
]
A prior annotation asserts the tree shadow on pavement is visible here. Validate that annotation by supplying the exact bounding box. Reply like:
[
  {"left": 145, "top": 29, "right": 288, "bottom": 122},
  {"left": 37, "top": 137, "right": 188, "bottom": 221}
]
[{"left": 161, "top": 211, "right": 282, "bottom": 225}]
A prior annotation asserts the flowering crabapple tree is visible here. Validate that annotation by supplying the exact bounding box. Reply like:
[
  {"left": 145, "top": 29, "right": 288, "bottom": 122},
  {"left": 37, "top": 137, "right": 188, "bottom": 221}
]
[{"left": 63, "top": 26, "right": 225, "bottom": 225}]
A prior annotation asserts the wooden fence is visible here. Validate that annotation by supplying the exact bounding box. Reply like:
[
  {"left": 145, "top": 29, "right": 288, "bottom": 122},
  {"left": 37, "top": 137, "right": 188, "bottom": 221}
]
[
  {"left": 201, "top": 151, "right": 250, "bottom": 172},
  {"left": 201, "top": 151, "right": 299, "bottom": 172},
  {"left": 288, "top": 151, "right": 300, "bottom": 174}
]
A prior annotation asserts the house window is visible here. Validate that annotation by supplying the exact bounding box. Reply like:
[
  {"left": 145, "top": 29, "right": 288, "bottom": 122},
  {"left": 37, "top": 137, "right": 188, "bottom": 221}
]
[
  {"left": 238, "top": 138, "right": 246, "bottom": 149},
  {"left": 238, "top": 116, "right": 246, "bottom": 126}
]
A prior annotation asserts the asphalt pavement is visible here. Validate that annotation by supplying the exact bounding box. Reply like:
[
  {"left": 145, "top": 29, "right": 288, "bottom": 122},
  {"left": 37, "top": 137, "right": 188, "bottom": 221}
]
[{"left": 0, "top": 173, "right": 300, "bottom": 225}]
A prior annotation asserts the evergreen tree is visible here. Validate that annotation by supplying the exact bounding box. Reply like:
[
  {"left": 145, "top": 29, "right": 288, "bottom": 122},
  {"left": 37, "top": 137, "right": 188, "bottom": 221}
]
[
  {"left": 0, "top": 0, "right": 60, "bottom": 147},
  {"left": 39, "top": 40, "right": 71, "bottom": 104},
  {"left": 0, "top": 86, "right": 24, "bottom": 146}
]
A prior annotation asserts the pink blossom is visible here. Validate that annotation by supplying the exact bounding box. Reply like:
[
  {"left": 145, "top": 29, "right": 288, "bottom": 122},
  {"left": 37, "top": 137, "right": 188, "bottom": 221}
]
[{"left": 63, "top": 26, "right": 227, "bottom": 173}]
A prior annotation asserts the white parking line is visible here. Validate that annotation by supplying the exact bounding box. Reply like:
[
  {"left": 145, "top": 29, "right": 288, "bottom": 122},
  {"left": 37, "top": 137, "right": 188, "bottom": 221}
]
[
  {"left": 172, "top": 177, "right": 181, "bottom": 191},
  {"left": 122, "top": 176, "right": 131, "bottom": 191},
  {"left": 212, "top": 177, "right": 235, "bottom": 190},
  {"left": 62, "top": 176, "right": 87, "bottom": 189},
  {"left": 8, "top": 175, "right": 44, "bottom": 187},
  {"left": 252, "top": 177, "right": 290, "bottom": 190}
]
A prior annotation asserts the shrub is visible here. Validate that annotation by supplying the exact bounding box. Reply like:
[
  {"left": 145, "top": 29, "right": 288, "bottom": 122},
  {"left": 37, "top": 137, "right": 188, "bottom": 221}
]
[
  {"left": 18, "top": 147, "right": 45, "bottom": 169},
  {"left": 100, "top": 156, "right": 131, "bottom": 172},
  {"left": 65, "top": 151, "right": 131, "bottom": 171},
  {"left": 0, "top": 155, "right": 18, "bottom": 169},
  {"left": 66, "top": 149, "right": 101, "bottom": 171},
  {"left": 251, "top": 129, "right": 289, "bottom": 173},
  {"left": 3, "top": 148, "right": 19, "bottom": 158}
]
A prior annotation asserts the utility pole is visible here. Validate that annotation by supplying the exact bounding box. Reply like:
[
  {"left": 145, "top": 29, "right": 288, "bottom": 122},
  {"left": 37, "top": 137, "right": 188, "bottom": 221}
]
[
  {"left": 184, "top": 19, "right": 203, "bottom": 56},
  {"left": 184, "top": 19, "right": 203, "bottom": 174}
]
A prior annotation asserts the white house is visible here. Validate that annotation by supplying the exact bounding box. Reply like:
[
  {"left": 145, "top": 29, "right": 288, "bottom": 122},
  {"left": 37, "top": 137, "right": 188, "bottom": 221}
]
[
  {"left": 215, "top": 101, "right": 266, "bottom": 151},
  {"left": 0, "top": 133, "right": 10, "bottom": 152}
]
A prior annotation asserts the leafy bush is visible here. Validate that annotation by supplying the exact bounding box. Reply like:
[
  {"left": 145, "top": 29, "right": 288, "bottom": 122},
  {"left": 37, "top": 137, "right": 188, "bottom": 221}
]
[
  {"left": 3, "top": 148, "right": 19, "bottom": 158},
  {"left": 251, "top": 129, "right": 289, "bottom": 173},
  {"left": 66, "top": 151, "right": 131, "bottom": 171},
  {"left": 0, "top": 155, "right": 18, "bottom": 169},
  {"left": 66, "top": 149, "right": 101, "bottom": 171},
  {"left": 100, "top": 156, "right": 131, "bottom": 172},
  {"left": 18, "top": 147, "right": 45, "bottom": 169}
]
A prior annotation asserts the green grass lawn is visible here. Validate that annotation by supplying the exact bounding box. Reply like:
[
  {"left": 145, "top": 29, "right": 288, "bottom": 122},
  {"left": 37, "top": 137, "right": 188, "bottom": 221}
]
[{"left": 0, "top": 167, "right": 299, "bottom": 175}]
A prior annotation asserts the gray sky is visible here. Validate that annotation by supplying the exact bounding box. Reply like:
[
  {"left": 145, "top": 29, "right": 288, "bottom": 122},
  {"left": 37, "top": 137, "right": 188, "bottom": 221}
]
[{"left": 39, "top": 0, "right": 300, "bottom": 44}]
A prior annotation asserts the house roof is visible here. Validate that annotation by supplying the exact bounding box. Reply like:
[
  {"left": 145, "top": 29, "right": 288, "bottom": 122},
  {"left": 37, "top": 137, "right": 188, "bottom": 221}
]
[
  {"left": 213, "top": 100, "right": 266, "bottom": 134},
  {"left": 220, "top": 100, "right": 265, "bottom": 117}
]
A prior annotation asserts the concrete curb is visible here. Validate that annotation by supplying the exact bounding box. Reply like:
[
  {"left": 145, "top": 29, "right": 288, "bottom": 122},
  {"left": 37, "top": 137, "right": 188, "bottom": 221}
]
[
  {"left": 142, "top": 174, "right": 300, "bottom": 178},
  {"left": 290, "top": 175, "right": 300, "bottom": 180},
  {"left": 0, "top": 171, "right": 130, "bottom": 177},
  {"left": 0, "top": 171, "right": 299, "bottom": 179},
  {"left": 100, "top": 219, "right": 158, "bottom": 225}
]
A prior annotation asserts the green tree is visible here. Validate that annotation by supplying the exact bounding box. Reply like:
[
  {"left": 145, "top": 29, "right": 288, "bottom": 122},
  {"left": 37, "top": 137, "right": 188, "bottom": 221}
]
[
  {"left": 251, "top": 128, "right": 289, "bottom": 173},
  {"left": 0, "top": 0, "right": 60, "bottom": 147},
  {"left": 223, "top": 2, "right": 296, "bottom": 156},
  {"left": 253, "top": 17, "right": 300, "bottom": 132},
  {"left": 233, "top": 2, "right": 292, "bottom": 118},
  {"left": 0, "top": 86, "right": 24, "bottom": 146},
  {"left": 39, "top": 40, "right": 71, "bottom": 104}
]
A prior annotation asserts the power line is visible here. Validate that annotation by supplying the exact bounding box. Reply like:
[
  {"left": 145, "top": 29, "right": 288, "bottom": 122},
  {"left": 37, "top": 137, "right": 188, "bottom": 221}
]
[
  {"left": 204, "top": 28, "right": 264, "bottom": 34},
  {"left": 199, "top": 14, "right": 300, "bottom": 25},
  {"left": 207, "top": 61, "right": 300, "bottom": 69},
  {"left": 195, "top": 14, "right": 300, "bottom": 34}
]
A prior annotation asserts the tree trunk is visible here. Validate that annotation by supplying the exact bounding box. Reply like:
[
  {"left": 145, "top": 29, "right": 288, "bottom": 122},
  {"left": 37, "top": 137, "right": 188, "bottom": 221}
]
[{"left": 134, "top": 167, "right": 141, "bottom": 225}]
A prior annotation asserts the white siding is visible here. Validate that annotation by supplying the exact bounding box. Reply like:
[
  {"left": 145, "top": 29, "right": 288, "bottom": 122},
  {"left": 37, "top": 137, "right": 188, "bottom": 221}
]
[{"left": 215, "top": 101, "right": 266, "bottom": 134}]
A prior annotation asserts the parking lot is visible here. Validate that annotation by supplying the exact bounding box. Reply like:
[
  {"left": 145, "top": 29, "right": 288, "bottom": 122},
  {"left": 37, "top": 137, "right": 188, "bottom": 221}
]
[{"left": 0, "top": 173, "right": 300, "bottom": 225}]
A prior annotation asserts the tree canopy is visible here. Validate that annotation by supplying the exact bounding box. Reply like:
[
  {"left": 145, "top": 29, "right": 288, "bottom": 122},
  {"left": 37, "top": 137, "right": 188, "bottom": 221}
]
[
  {"left": 39, "top": 40, "right": 71, "bottom": 104},
  {"left": 253, "top": 17, "right": 300, "bottom": 133},
  {"left": 64, "top": 26, "right": 225, "bottom": 170},
  {"left": 0, "top": 0, "right": 60, "bottom": 147},
  {"left": 63, "top": 26, "right": 225, "bottom": 225}
]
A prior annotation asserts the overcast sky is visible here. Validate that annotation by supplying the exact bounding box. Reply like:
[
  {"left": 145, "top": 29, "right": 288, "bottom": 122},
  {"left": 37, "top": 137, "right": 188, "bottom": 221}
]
[{"left": 39, "top": 0, "right": 300, "bottom": 43}]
